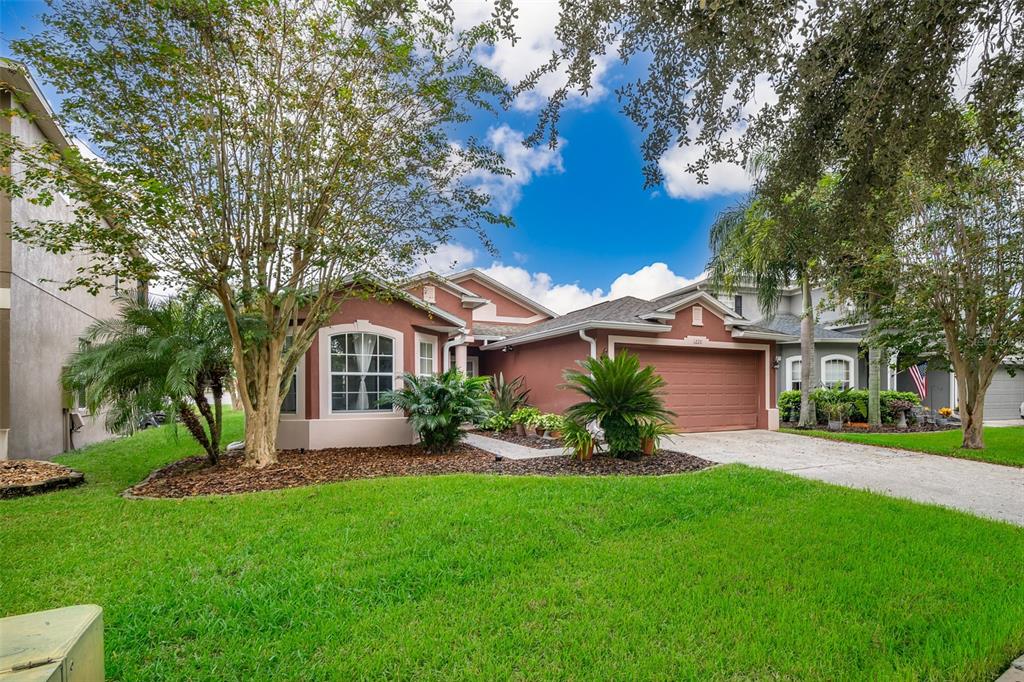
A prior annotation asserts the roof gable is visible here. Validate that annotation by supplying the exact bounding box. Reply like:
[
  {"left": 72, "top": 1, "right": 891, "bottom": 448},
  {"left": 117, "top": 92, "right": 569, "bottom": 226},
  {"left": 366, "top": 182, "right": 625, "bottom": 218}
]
[{"left": 449, "top": 269, "right": 557, "bottom": 319}]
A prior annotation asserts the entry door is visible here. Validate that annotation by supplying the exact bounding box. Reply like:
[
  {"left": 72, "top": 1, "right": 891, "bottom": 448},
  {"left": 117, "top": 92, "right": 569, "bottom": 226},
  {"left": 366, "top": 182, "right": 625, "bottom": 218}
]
[{"left": 466, "top": 357, "right": 479, "bottom": 377}]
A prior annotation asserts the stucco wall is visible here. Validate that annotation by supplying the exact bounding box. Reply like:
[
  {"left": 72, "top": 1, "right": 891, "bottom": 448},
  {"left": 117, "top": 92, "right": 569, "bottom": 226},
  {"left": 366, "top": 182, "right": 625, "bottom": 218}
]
[
  {"left": 6, "top": 105, "right": 120, "bottom": 459},
  {"left": 479, "top": 333, "right": 589, "bottom": 413},
  {"left": 776, "top": 342, "right": 862, "bottom": 393},
  {"left": 279, "top": 295, "right": 449, "bottom": 449},
  {"left": 455, "top": 275, "right": 544, "bottom": 320}
]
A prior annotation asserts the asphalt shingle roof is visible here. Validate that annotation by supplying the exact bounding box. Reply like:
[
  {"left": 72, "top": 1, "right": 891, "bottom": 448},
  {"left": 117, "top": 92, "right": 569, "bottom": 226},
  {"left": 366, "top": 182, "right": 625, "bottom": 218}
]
[
  {"left": 496, "top": 297, "right": 664, "bottom": 340},
  {"left": 750, "top": 313, "right": 861, "bottom": 340}
]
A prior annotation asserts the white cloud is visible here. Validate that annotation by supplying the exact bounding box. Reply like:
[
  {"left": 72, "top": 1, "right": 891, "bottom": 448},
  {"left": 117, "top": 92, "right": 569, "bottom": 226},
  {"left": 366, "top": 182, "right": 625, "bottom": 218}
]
[
  {"left": 453, "top": 1, "right": 615, "bottom": 111},
  {"left": 468, "top": 124, "right": 564, "bottom": 212},
  {"left": 414, "top": 242, "right": 478, "bottom": 274},
  {"left": 659, "top": 75, "right": 778, "bottom": 200},
  {"left": 478, "top": 261, "right": 702, "bottom": 314}
]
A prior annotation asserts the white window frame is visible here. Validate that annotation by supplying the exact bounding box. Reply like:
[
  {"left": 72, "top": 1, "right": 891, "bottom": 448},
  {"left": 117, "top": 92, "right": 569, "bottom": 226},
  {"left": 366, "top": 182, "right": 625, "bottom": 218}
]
[
  {"left": 785, "top": 356, "right": 803, "bottom": 391},
  {"left": 414, "top": 332, "right": 438, "bottom": 377},
  {"left": 279, "top": 355, "right": 305, "bottom": 419},
  {"left": 317, "top": 321, "right": 404, "bottom": 419},
  {"left": 821, "top": 354, "right": 855, "bottom": 389}
]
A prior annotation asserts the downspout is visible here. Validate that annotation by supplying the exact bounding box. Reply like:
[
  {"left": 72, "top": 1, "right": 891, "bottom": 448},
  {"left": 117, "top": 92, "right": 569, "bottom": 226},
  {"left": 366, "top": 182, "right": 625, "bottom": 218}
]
[
  {"left": 443, "top": 333, "right": 465, "bottom": 371},
  {"left": 579, "top": 329, "right": 597, "bottom": 359}
]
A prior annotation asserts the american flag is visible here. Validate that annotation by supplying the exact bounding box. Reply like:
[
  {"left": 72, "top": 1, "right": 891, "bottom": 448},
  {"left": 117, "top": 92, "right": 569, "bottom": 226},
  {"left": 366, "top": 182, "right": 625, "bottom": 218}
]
[{"left": 908, "top": 362, "right": 928, "bottom": 399}]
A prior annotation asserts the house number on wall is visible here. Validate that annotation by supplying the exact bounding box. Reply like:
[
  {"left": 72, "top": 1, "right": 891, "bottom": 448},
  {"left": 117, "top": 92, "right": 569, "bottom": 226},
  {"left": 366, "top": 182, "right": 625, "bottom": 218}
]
[{"left": 683, "top": 335, "right": 709, "bottom": 345}]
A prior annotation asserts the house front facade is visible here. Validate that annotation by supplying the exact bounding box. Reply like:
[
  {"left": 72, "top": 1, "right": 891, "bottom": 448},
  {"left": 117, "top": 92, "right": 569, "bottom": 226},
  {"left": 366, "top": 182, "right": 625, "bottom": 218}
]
[
  {"left": 1, "top": 61, "right": 122, "bottom": 460},
  {"left": 675, "top": 279, "right": 1023, "bottom": 420},
  {"left": 276, "top": 271, "right": 782, "bottom": 449}
]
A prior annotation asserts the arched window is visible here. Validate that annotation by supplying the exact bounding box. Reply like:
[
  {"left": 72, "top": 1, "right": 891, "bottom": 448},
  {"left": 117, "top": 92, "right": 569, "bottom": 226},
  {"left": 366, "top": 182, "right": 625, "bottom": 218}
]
[
  {"left": 821, "top": 354, "right": 855, "bottom": 390},
  {"left": 786, "top": 356, "right": 802, "bottom": 391},
  {"left": 329, "top": 332, "right": 395, "bottom": 411}
]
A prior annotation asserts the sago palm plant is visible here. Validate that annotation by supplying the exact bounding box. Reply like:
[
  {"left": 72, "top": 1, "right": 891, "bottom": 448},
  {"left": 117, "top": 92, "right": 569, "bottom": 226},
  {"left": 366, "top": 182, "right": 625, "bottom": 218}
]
[
  {"left": 562, "top": 351, "right": 675, "bottom": 457},
  {"left": 62, "top": 292, "right": 233, "bottom": 464},
  {"left": 382, "top": 369, "right": 492, "bottom": 452}
]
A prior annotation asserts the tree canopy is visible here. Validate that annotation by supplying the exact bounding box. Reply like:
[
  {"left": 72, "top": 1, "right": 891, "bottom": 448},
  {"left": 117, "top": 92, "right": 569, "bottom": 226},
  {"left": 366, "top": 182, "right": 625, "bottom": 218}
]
[{"left": 3, "top": 0, "right": 513, "bottom": 466}]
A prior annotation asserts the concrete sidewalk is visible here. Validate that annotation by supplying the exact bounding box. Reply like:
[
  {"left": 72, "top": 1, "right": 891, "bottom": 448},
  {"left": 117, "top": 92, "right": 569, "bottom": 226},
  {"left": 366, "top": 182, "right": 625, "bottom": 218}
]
[
  {"left": 464, "top": 432, "right": 564, "bottom": 460},
  {"left": 665, "top": 430, "right": 1024, "bottom": 526}
]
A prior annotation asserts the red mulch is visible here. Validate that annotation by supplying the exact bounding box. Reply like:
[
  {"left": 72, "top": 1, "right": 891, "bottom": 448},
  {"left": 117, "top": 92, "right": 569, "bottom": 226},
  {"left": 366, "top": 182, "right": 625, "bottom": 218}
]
[
  {"left": 0, "top": 460, "right": 85, "bottom": 499},
  {"left": 472, "top": 429, "right": 560, "bottom": 448},
  {"left": 126, "top": 443, "right": 714, "bottom": 499}
]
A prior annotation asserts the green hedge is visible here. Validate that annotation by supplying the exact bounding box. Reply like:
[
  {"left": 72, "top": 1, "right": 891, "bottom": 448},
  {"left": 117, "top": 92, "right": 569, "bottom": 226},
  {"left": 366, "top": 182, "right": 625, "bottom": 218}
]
[{"left": 779, "top": 389, "right": 921, "bottom": 424}]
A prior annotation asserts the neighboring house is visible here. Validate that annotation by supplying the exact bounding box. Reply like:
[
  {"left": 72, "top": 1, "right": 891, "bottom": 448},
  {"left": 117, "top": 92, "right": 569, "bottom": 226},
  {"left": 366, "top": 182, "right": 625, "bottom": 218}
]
[
  {"left": 1, "top": 61, "right": 123, "bottom": 460},
  {"left": 672, "top": 279, "right": 1024, "bottom": 420},
  {"left": 277, "top": 270, "right": 783, "bottom": 448}
]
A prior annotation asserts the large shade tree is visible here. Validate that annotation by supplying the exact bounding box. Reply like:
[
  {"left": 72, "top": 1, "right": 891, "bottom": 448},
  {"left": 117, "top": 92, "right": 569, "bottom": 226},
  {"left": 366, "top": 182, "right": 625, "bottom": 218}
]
[
  {"left": 504, "top": 0, "right": 1023, "bottom": 231},
  {"left": 860, "top": 131, "right": 1024, "bottom": 450},
  {"left": 2, "top": 0, "right": 511, "bottom": 467}
]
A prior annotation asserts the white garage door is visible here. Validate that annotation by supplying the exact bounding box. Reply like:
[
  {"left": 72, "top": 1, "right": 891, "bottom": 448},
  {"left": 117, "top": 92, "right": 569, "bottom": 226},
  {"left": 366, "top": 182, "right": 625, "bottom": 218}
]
[{"left": 987, "top": 367, "right": 1024, "bottom": 420}]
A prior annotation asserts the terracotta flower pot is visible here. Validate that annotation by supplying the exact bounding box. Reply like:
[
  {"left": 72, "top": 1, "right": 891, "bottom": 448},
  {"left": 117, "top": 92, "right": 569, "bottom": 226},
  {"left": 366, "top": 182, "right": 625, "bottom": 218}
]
[
  {"left": 548, "top": 430, "right": 562, "bottom": 439},
  {"left": 580, "top": 443, "right": 594, "bottom": 461},
  {"left": 641, "top": 437, "right": 655, "bottom": 455},
  {"left": 534, "top": 426, "right": 545, "bottom": 436},
  {"left": 515, "top": 423, "right": 527, "bottom": 436}
]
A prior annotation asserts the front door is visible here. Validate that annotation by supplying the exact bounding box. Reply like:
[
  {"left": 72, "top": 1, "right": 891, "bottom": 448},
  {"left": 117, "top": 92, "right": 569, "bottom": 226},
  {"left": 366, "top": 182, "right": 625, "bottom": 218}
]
[{"left": 466, "top": 356, "right": 479, "bottom": 377}]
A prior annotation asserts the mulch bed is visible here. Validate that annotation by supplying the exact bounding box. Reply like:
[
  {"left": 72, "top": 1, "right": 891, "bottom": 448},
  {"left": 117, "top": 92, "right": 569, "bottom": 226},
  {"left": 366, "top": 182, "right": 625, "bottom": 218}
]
[
  {"left": 126, "top": 444, "right": 715, "bottom": 499},
  {"left": 471, "top": 429, "right": 560, "bottom": 448},
  {"left": 0, "top": 460, "right": 85, "bottom": 499}
]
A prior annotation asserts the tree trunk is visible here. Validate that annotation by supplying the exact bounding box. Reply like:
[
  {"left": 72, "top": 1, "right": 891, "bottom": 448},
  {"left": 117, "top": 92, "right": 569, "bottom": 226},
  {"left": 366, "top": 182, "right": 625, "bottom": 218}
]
[
  {"left": 191, "top": 388, "right": 220, "bottom": 465},
  {"left": 798, "top": 276, "right": 818, "bottom": 428},
  {"left": 244, "top": 395, "right": 281, "bottom": 468},
  {"left": 867, "top": 348, "right": 881, "bottom": 427},
  {"left": 239, "top": 336, "right": 286, "bottom": 468},
  {"left": 211, "top": 378, "right": 224, "bottom": 455},
  {"left": 176, "top": 401, "right": 217, "bottom": 465},
  {"left": 962, "top": 401, "right": 985, "bottom": 449}
]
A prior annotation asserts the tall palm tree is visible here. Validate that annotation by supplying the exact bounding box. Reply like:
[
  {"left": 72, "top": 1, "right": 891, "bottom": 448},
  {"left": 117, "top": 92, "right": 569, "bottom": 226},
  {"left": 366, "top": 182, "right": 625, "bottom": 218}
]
[
  {"left": 63, "top": 292, "right": 233, "bottom": 464},
  {"left": 708, "top": 180, "right": 832, "bottom": 428}
]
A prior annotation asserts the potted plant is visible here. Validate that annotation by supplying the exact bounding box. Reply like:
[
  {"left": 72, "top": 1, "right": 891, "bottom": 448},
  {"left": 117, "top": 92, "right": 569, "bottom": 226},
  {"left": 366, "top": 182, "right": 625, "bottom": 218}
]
[
  {"left": 889, "top": 399, "right": 915, "bottom": 430},
  {"left": 561, "top": 420, "right": 594, "bottom": 460},
  {"left": 510, "top": 407, "right": 540, "bottom": 436},
  {"left": 638, "top": 420, "right": 675, "bottom": 455},
  {"left": 527, "top": 411, "right": 547, "bottom": 436},
  {"left": 538, "top": 413, "right": 565, "bottom": 439},
  {"left": 823, "top": 401, "right": 851, "bottom": 431}
]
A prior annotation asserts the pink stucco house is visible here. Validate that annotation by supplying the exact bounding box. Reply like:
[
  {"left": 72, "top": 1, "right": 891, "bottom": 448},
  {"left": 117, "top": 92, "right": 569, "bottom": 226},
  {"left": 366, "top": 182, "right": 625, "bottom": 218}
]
[{"left": 276, "top": 269, "right": 783, "bottom": 449}]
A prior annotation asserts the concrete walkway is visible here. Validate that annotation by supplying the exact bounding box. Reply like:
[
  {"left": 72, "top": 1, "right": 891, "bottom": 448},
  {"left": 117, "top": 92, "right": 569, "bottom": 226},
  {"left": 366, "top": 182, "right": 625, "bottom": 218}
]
[
  {"left": 464, "top": 432, "right": 564, "bottom": 460},
  {"left": 665, "top": 430, "right": 1024, "bottom": 526}
]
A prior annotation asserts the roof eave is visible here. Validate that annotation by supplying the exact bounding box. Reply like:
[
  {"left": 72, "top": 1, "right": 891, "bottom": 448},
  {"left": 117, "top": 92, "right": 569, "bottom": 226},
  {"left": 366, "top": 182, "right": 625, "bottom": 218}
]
[{"left": 482, "top": 320, "right": 672, "bottom": 350}]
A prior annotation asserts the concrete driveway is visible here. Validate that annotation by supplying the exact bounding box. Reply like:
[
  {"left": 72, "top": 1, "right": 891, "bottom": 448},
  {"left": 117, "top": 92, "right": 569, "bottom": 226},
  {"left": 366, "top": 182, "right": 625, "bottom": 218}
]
[{"left": 665, "top": 430, "right": 1024, "bottom": 526}]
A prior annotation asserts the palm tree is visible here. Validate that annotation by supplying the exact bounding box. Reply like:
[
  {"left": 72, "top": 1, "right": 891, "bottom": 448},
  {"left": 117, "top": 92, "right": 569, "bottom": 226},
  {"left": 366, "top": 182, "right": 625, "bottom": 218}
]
[
  {"left": 708, "top": 180, "right": 832, "bottom": 428},
  {"left": 63, "top": 292, "right": 233, "bottom": 464}
]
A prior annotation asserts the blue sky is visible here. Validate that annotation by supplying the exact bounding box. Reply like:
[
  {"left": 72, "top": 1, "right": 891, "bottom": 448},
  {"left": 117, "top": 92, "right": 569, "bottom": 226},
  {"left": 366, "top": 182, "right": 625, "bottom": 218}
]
[{"left": 0, "top": 0, "right": 752, "bottom": 313}]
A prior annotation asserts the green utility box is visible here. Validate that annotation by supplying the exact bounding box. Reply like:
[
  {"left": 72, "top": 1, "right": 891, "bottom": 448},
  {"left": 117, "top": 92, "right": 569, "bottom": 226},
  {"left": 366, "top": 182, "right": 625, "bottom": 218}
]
[{"left": 0, "top": 605, "right": 103, "bottom": 681}]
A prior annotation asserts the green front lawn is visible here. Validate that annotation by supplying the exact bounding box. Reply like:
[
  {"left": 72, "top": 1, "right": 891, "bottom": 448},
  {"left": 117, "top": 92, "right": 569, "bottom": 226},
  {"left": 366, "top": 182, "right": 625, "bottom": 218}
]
[
  {"left": 4, "top": 413, "right": 1024, "bottom": 680},
  {"left": 783, "top": 426, "right": 1024, "bottom": 467}
]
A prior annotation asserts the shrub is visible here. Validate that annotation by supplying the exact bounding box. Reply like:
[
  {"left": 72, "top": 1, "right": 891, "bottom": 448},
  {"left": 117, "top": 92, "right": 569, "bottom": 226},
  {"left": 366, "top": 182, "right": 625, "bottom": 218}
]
[
  {"left": 537, "top": 413, "right": 566, "bottom": 433},
  {"left": 382, "top": 369, "right": 491, "bottom": 452},
  {"left": 488, "top": 373, "right": 530, "bottom": 417},
  {"left": 779, "top": 389, "right": 921, "bottom": 424},
  {"left": 562, "top": 351, "right": 675, "bottom": 457},
  {"left": 483, "top": 413, "right": 514, "bottom": 432},
  {"left": 510, "top": 407, "right": 540, "bottom": 426}
]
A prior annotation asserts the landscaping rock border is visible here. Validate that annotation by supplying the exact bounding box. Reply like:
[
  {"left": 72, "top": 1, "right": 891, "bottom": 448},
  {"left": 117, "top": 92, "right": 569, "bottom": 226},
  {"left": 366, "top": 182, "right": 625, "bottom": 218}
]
[{"left": 0, "top": 461, "right": 85, "bottom": 499}]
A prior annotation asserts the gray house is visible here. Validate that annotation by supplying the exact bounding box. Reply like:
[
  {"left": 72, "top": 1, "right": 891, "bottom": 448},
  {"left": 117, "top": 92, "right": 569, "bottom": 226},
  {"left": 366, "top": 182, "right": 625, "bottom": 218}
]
[
  {"left": 1, "top": 61, "right": 123, "bottom": 459},
  {"left": 666, "top": 279, "right": 1023, "bottom": 421}
]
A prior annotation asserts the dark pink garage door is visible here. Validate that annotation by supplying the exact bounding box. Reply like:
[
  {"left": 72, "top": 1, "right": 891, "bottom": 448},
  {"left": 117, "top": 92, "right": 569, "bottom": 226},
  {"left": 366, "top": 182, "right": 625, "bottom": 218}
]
[{"left": 627, "top": 346, "right": 761, "bottom": 432}]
